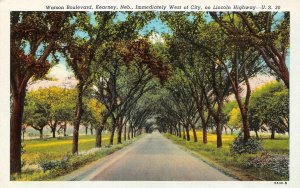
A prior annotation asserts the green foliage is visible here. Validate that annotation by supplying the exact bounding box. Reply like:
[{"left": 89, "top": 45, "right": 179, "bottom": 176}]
[
  {"left": 25, "top": 87, "right": 76, "bottom": 124},
  {"left": 82, "top": 98, "right": 106, "bottom": 129},
  {"left": 223, "top": 101, "right": 238, "bottom": 115},
  {"left": 227, "top": 108, "right": 242, "bottom": 129},
  {"left": 222, "top": 101, "right": 241, "bottom": 129},
  {"left": 23, "top": 93, "right": 48, "bottom": 132},
  {"left": 249, "top": 81, "right": 289, "bottom": 135},
  {"left": 230, "top": 133, "right": 264, "bottom": 154},
  {"left": 38, "top": 157, "right": 69, "bottom": 172}
]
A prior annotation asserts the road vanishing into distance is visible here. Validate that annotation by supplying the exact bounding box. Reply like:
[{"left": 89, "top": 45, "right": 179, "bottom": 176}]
[{"left": 59, "top": 132, "right": 235, "bottom": 181}]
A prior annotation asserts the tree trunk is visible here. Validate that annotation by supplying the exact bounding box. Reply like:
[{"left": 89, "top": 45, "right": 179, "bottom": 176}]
[
  {"left": 186, "top": 127, "right": 190, "bottom": 141},
  {"left": 183, "top": 128, "right": 186, "bottom": 139},
  {"left": 279, "top": 60, "right": 289, "bottom": 89},
  {"left": 131, "top": 127, "right": 134, "bottom": 138},
  {"left": 260, "top": 48, "right": 289, "bottom": 89},
  {"left": 241, "top": 111, "right": 250, "bottom": 142},
  {"left": 198, "top": 110, "right": 207, "bottom": 143},
  {"left": 96, "top": 127, "right": 103, "bottom": 148},
  {"left": 63, "top": 124, "right": 67, "bottom": 136},
  {"left": 72, "top": 82, "right": 84, "bottom": 154},
  {"left": 96, "top": 112, "right": 108, "bottom": 147},
  {"left": 191, "top": 125, "right": 198, "bottom": 142},
  {"left": 124, "top": 125, "right": 127, "bottom": 141},
  {"left": 85, "top": 126, "right": 88, "bottom": 135},
  {"left": 216, "top": 118, "right": 222, "bottom": 148},
  {"left": 178, "top": 124, "right": 181, "bottom": 138},
  {"left": 110, "top": 125, "right": 116, "bottom": 146},
  {"left": 90, "top": 128, "right": 93, "bottom": 135},
  {"left": 208, "top": 100, "right": 223, "bottom": 148},
  {"left": 127, "top": 125, "right": 131, "bottom": 140},
  {"left": 203, "top": 125, "right": 207, "bottom": 144},
  {"left": 51, "top": 126, "right": 56, "bottom": 138},
  {"left": 10, "top": 91, "right": 26, "bottom": 174},
  {"left": 255, "top": 130, "right": 259, "bottom": 140},
  {"left": 230, "top": 128, "right": 234, "bottom": 135},
  {"left": 236, "top": 66, "right": 251, "bottom": 142},
  {"left": 39, "top": 129, "right": 43, "bottom": 139},
  {"left": 221, "top": 57, "right": 251, "bottom": 142},
  {"left": 117, "top": 126, "right": 123, "bottom": 144},
  {"left": 271, "top": 127, "right": 275, "bottom": 139}
]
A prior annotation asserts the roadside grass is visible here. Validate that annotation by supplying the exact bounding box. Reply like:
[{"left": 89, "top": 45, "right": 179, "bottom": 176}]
[
  {"left": 14, "top": 134, "right": 142, "bottom": 181},
  {"left": 22, "top": 134, "right": 115, "bottom": 165},
  {"left": 165, "top": 131, "right": 289, "bottom": 181}
]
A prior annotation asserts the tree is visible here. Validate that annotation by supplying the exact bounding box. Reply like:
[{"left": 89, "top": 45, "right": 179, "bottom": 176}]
[
  {"left": 162, "top": 15, "right": 230, "bottom": 147},
  {"left": 162, "top": 12, "right": 265, "bottom": 144},
  {"left": 84, "top": 98, "right": 106, "bottom": 147},
  {"left": 162, "top": 70, "right": 200, "bottom": 142},
  {"left": 60, "top": 12, "right": 158, "bottom": 153},
  {"left": 60, "top": 12, "right": 119, "bottom": 154},
  {"left": 210, "top": 12, "right": 290, "bottom": 88},
  {"left": 128, "top": 105, "right": 154, "bottom": 138},
  {"left": 249, "top": 81, "right": 289, "bottom": 139},
  {"left": 10, "top": 12, "right": 69, "bottom": 173},
  {"left": 28, "top": 87, "right": 76, "bottom": 138},
  {"left": 24, "top": 87, "right": 76, "bottom": 139},
  {"left": 23, "top": 93, "right": 48, "bottom": 139},
  {"left": 56, "top": 88, "right": 76, "bottom": 137},
  {"left": 94, "top": 52, "right": 158, "bottom": 145},
  {"left": 227, "top": 107, "right": 242, "bottom": 134},
  {"left": 223, "top": 101, "right": 240, "bottom": 135},
  {"left": 93, "top": 37, "right": 168, "bottom": 145},
  {"left": 161, "top": 13, "right": 212, "bottom": 143}
]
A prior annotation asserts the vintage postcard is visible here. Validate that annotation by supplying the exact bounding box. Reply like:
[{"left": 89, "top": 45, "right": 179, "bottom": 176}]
[{"left": 0, "top": 0, "right": 300, "bottom": 188}]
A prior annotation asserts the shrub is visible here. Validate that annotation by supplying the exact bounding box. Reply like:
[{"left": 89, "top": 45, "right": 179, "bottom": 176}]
[
  {"left": 38, "top": 154, "right": 71, "bottom": 172},
  {"left": 230, "top": 133, "right": 264, "bottom": 154},
  {"left": 39, "top": 160, "right": 60, "bottom": 172},
  {"left": 246, "top": 152, "right": 289, "bottom": 177}
]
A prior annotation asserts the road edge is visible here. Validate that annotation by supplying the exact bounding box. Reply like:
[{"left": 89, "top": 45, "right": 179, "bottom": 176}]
[{"left": 55, "top": 134, "right": 146, "bottom": 181}]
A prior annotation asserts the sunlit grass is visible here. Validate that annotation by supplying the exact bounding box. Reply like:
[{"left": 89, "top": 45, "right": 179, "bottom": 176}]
[
  {"left": 22, "top": 134, "right": 117, "bottom": 165},
  {"left": 188, "top": 131, "right": 289, "bottom": 153}
]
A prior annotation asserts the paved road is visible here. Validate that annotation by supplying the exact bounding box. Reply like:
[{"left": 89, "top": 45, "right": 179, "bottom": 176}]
[{"left": 60, "top": 132, "right": 235, "bottom": 181}]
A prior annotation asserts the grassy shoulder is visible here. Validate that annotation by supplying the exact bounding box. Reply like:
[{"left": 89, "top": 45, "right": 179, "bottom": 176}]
[
  {"left": 164, "top": 131, "right": 289, "bottom": 181},
  {"left": 13, "top": 134, "right": 144, "bottom": 181},
  {"left": 22, "top": 134, "right": 114, "bottom": 165}
]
